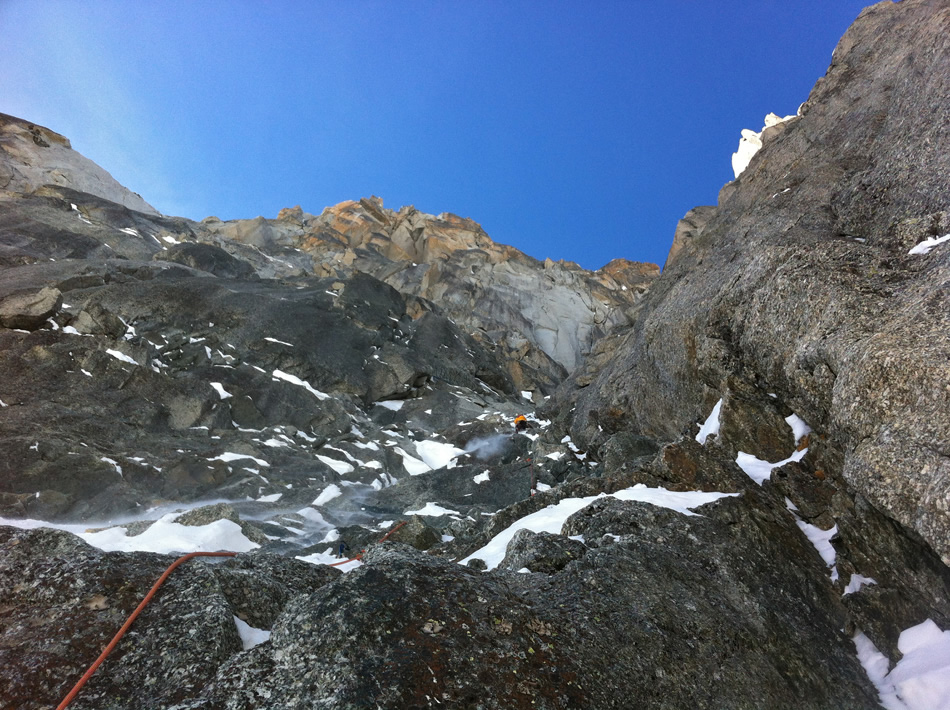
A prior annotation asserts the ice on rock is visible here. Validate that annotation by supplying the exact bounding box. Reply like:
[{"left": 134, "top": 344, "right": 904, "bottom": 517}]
[
  {"left": 731, "top": 112, "right": 797, "bottom": 178},
  {"left": 696, "top": 399, "right": 723, "bottom": 445},
  {"left": 312, "top": 484, "right": 342, "bottom": 506},
  {"left": 404, "top": 502, "right": 461, "bottom": 517},
  {"left": 234, "top": 616, "right": 271, "bottom": 650}
]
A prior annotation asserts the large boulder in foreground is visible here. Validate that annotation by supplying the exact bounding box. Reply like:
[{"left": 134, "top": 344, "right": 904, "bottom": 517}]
[
  {"left": 0, "top": 526, "right": 341, "bottom": 710},
  {"left": 0, "top": 526, "right": 241, "bottom": 710},
  {"left": 562, "top": 0, "right": 950, "bottom": 564},
  {"left": 179, "top": 488, "right": 877, "bottom": 709}
]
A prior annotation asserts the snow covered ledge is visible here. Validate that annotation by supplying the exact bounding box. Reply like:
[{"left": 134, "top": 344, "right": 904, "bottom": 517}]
[{"left": 731, "top": 112, "right": 798, "bottom": 178}]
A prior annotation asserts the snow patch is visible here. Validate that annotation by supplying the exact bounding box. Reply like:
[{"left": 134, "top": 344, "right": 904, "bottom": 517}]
[
  {"left": 460, "top": 484, "right": 739, "bottom": 570},
  {"left": 415, "top": 440, "right": 466, "bottom": 470},
  {"left": 908, "top": 233, "right": 950, "bottom": 255},
  {"left": 696, "top": 399, "right": 723, "bottom": 445},
  {"left": 296, "top": 548, "right": 361, "bottom": 572},
  {"left": 271, "top": 369, "right": 329, "bottom": 400},
  {"left": 393, "top": 447, "right": 431, "bottom": 476},
  {"left": 844, "top": 574, "right": 878, "bottom": 596},
  {"left": 210, "top": 382, "right": 232, "bottom": 400},
  {"left": 855, "top": 619, "right": 950, "bottom": 710},
  {"left": 404, "top": 502, "right": 461, "bottom": 517},
  {"left": 296, "top": 507, "right": 328, "bottom": 525},
  {"left": 234, "top": 616, "right": 271, "bottom": 650},
  {"left": 796, "top": 520, "right": 838, "bottom": 573},
  {"left": 785, "top": 413, "right": 812, "bottom": 444},
  {"left": 80, "top": 515, "right": 258, "bottom": 554},
  {"left": 208, "top": 452, "right": 270, "bottom": 468},
  {"left": 312, "top": 484, "right": 343, "bottom": 506},
  {"left": 105, "top": 349, "right": 137, "bottom": 365},
  {"left": 316, "top": 455, "right": 354, "bottom": 475},
  {"left": 731, "top": 112, "right": 796, "bottom": 178},
  {"left": 376, "top": 400, "right": 404, "bottom": 411},
  {"left": 100, "top": 457, "right": 123, "bottom": 477},
  {"left": 735, "top": 447, "right": 807, "bottom": 486}
]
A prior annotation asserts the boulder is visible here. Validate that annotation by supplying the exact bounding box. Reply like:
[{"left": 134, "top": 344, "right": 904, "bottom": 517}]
[
  {"left": 0, "top": 286, "right": 61, "bottom": 330},
  {"left": 0, "top": 526, "right": 241, "bottom": 710},
  {"left": 212, "top": 553, "right": 341, "bottom": 628},
  {"left": 497, "top": 528, "right": 587, "bottom": 574},
  {"left": 383, "top": 515, "right": 441, "bottom": 551}
]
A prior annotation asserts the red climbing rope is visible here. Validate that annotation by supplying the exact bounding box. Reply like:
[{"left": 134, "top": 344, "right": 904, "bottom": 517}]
[
  {"left": 57, "top": 551, "right": 237, "bottom": 710},
  {"left": 327, "top": 520, "right": 408, "bottom": 566},
  {"left": 377, "top": 519, "right": 408, "bottom": 543},
  {"left": 57, "top": 520, "right": 409, "bottom": 708}
]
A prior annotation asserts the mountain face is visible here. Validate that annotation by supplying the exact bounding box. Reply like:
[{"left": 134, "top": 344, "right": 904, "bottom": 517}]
[
  {"left": 1, "top": 1, "right": 949, "bottom": 708},
  {"left": 560, "top": 0, "right": 950, "bottom": 576},
  {"left": 201, "top": 196, "right": 658, "bottom": 392}
]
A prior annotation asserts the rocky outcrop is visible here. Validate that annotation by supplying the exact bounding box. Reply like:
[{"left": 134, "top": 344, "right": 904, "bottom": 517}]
[
  {"left": 0, "top": 526, "right": 340, "bottom": 710},
  {"left": 0, "top": 257, "right": 527, "bottom": 521},
  {"left": 562, "top": 0, "right": 950, "bottom": 571},
  {"left": 201, "top": 197, "right": 658, "bottom": 391},
  {"left": 2, "top": 453, "right": 885, "bottom": 710},
  {"left": 0, "top": 285, "right": 62, "bottom": 330},
  {"left": 0, "top": 113, "right": 159, "bottom": 215}
]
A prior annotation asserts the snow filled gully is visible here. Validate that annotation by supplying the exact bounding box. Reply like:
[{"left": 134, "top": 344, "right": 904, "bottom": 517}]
[{"left": 693, "top": 398, "right": 950, "bottom": 709}]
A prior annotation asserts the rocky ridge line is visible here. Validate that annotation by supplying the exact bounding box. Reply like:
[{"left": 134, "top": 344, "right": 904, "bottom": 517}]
[{"left": 1, "top": 0, "right": 949, "bottom": 706}]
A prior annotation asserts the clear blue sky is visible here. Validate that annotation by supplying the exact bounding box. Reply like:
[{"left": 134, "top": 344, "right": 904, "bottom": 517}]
[{"left": 1, "top": 1, "right": 873, "bottom": 270}]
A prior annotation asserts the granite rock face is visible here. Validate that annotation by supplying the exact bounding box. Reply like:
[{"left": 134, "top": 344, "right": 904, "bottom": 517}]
[
  {"left": 4, "top": 456, "right": 884, "bottom": 710},
  {"left": 172, "top": 512, "right": 879, "bottom": 710},
  {"left": 0, "top": 113, "right": 159, "bottom": 215},
  {"left": 1, "top": 2, "right": 950, "bottom": 707},
  {"left": 561, "top": 0, "right": 950, "bottom": 568},
  {"left": 0, "top": 526, "right": 341, "bottom": 710},
  {"left": 202, "top": 197, "right": 659, "bottom": 392}
]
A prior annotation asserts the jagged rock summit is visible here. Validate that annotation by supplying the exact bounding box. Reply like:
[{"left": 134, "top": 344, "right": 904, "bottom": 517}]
[
  {"left": 2, "top": 1, "right": 950, "bottom": 707},
  {"left": 0, "top": 113, "right": 159, "bottom": 215},
  {"left": 202, "top": 195, "right": 658, "bottom": 389}
]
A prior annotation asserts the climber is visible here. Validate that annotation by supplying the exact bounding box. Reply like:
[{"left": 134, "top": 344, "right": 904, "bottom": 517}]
[
  {"left": 514, "top": 414, "right": 530, "bottom": 433},
  {"left": 336, "top": 540, "right": 350, "bottom": 559}
]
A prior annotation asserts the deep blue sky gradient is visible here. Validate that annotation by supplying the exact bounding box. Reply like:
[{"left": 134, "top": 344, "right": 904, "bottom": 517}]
[{"left": 2, "top": 1, "right": 874, "bottom": 270}]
